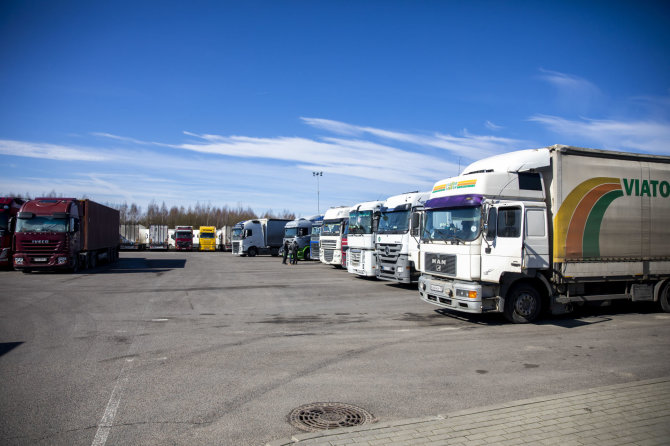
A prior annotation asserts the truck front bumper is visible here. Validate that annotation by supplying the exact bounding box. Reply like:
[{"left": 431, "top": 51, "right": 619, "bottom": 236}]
[
  {"left": 377, "top": 254, "right": 412, "bottom": 283},
  {"left": 13, "top": 252, "right": 71, "bottom": 270},
  {"left": 418, "top": 275, "right": 499, "bottom": 314}
]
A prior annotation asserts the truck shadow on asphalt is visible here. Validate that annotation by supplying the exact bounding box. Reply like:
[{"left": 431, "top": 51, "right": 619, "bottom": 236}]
[
  {"left": 97, "top": 257, "right": 187, "bottom": 274},
  {"left": 0, "top": 342, "right": 23, "bottom": 357},
  {"left": 432, "top": 301, "right": 662, "bottom": 328}
]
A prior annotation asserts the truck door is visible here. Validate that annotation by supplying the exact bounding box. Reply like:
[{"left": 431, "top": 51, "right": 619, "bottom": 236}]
[
  {"left": 523, "top": 206, "right": 549, "bottom": 269},
  {"left": 481, "top": 204, "right": 523, "bottom": 283}
]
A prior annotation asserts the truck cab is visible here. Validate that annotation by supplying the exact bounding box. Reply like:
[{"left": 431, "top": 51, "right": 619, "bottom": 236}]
[
  {"left": 375, "top": 191, "right": 429, "bottom": 283},
  {"left": 310, "top": 220, "right": 323, "bottom": 260},
  {"left": 283, "top": 215, "right": 321, "bottom": 260},
  {"left": 173, "top": 226, "right": 194, "bottom": 251},
  {"left": 0, "top": 197, "right": 25, "bottom": 268},
  {"left": 319, "top": 206, "right": 351, "bottom": 267},
  {"left": 199, "top": 226, "right": 216, "bottom": 251},
  {"left": 232, "top": 219, "right": 290, "bottom": 257},
  {"left": 347, "top": 201, "right": 384, "bottom": 277}
]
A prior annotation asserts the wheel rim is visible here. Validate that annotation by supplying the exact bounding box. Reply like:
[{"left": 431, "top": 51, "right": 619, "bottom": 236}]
[{"left": 514, "top": 292, "right": 537, "bottom": 317}]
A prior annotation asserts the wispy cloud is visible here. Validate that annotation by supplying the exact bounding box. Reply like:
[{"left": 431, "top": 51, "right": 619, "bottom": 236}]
[
  {"left": 528, "top": 114, "right": 670, "bottom": 154},
  {"left": 485, "top": 120, "right": 503, "bottom": 131},
  {"left": 0, "top": 139, "right": 110, "bottom": 161},
  {"left": 538, "top": 69, "right": 600, "bottom": 94},
  {"left": 301, "top": 117, "right": 526, "bottom": 159},
  {"left": 537, "top": 69, "right": 603, "bottom": 114}
]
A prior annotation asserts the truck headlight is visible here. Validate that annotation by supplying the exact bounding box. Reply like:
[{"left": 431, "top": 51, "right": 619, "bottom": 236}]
[
  {"left": 456, "top": 289, "right": 477, "bottom": 299},
  {"left": 58, "top": 257, "right": 68, "bottom": 264},
  {"left": 14, "top": 257, "right": 24, "bottom": 265}
]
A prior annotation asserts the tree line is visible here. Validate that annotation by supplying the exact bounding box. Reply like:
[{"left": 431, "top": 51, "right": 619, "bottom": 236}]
[{"left": 3, "top": 191, "right": 296, "bottom": 228}]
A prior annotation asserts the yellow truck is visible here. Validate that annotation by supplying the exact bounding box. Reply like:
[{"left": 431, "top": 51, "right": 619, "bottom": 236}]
[{"left": 199, "top": 226, "right": 216, "bottom": 251}]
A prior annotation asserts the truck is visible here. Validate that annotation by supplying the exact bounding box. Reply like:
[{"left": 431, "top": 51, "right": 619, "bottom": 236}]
[
  {"left": 0, "top": 197, "right": 25, "bottom": 268},
  {"left": 376, "top": 191, "right": 430, "bottom": 283},
  {"left": 310, "top": 219, "right": 323, "bottom": 260},
  {"left": 418, "top": 144, "right": 670, "bottom": 323},
  {"left": 319, "top": 206, "right": 351, "bottom": 267},
  {"left": 120, "top": 224, "right": 148, "bottom": 250},
  {"left": 217, "top": 226, "right": 232, "bottom": 251},
  {"left": 13, "top": 198, "right": 120, "bottom": 273},
  {"left": 347, "top": 200, "right": 384, "bottom": 277},
  {"left": 231, "top": 218, "right": 291, "bottom": 257},
  {"left": 340, "top": 218, "right": 349, "bottom": 268},
  {"left": 173, "top": 226, "right": 194, "bottom": 251},
  {"left": 199, "top": 226, "right": 216, "bottom": 251},
  {"left": 149, "top": 224, "right": 169, "bottom": 250},
  {"left": 282, "top": 215, "right": 322, "bottom": 261},
  {"left": 167, "top": 229, "right": 176, "bottom": 249}
]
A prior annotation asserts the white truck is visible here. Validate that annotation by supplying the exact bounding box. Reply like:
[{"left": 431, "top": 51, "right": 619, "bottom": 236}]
[
  {"left": 418, "top": 144, "right": 670, "bottom": 323},
  {"left": 231, "top": 218, "right": 291, "bottom": 257},
  {"left": 149, "top": 224, "right": 169, "bottom": 250},
  {"left": 347, "top": 200, "right": 384, "bottom": 277},
  {"left": 217, "top": 226, "right": 232, "bottom": 251},
  {"left": 375, "top": 191, "right": 430, "bottom": 283},
  {"left": 319, "top": 206, "right": 351, "bottom": 267},
  {"left": 119, "top": 224, "right": 149, "bottom": 250}
]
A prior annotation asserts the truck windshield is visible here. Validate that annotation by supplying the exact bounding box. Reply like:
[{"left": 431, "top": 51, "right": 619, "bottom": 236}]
[
  {"left": 321, "top": 220, "right": 341, "bottom": 236},
  {"left": 232, "top": 228, "right": 243, "bottom": 240},
  {"left": 311, "top": 225, "right": 321, "bottom": 236},
  {"left": 377, "top": 210, "right": 410, "bottom": 234},
  {"left": 175, "top": 231, "right": 193, "bottom": 239},
  {"left": 200, "top": 232, "right": 214, "bottom": 238},
  {"left": 348, "top": 210, "right": 373, "bottom": 234},
  {"left": 284, "top": 227, "right": 298, "bottom": 237},
  {"left": 16, "top": 216, "right": 68, "bottom": 233},
  {"left": 422, "top": 207, "right": 481, "bottom": 242}
]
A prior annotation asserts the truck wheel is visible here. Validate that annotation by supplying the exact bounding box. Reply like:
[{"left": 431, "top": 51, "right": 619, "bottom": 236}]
[
  {"left": 21, "top": 269, "right": 31, "bottom": 274},
  {"left": 659, "top": 283, "right": 670, "bottom": 313},
  {"left": 248, "top": 247, "right": 257, "bottom": 257},
  {"left": 304, "top": 248, "right": 311, "bottom": 261},
  {"left": 71, "top": 256, "right": 80, "bottom": 273},
  {"left": 504, "top": 283, "right": 542, "bottom": 323},
  {"left": 270, "top": 247, "right": 279, "bottom": 257}
]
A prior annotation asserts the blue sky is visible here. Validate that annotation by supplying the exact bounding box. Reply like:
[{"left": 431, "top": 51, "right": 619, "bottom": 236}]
[{"left": 1, "top": 1, "right": 669, "bottom": 217}]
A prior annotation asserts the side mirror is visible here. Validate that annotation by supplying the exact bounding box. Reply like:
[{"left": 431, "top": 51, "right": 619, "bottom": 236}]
[{"left": 485, "top": 208, "right": 497, "bottom": 241}]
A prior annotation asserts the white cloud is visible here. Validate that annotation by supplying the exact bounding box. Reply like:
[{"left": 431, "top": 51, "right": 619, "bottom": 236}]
[
  {"left": 528, "top": 114, "right": 670, "bottom": 154},
  {"left": 538, "top": 68, "right": 600, "bottom": 95},
  {"left": 485, "top": 120, "right": 503, "bottom": 130},
  {"left": 0, "top": 139, "right": 110, "bottom": 161}
]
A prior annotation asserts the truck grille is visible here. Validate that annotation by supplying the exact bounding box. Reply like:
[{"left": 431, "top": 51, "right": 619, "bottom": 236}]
[
  {"left": 232, "top": 241, "right": 241, "bottom": 254},
  {"left": 349, "top": 250, "right": 361, "bottom": 266},
  {"left": 321, "top": 239, "right": 337, "bottom": 250},
  {"left": 377, "top": 243, "right": 402, "bottom": 262},
  {"left": 20, "top": 240, "right": 61, "bottom": 253},
  {"left": 323, "top": 249, "right": 334, "bottom": 262},
  {"left": 424, "top": 253, "right": 457, "bottom": 276}
]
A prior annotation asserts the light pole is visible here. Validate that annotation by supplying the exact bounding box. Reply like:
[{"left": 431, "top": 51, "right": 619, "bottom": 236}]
[{"left": 312, "top": 171, "right": 323, "bottom": 214}]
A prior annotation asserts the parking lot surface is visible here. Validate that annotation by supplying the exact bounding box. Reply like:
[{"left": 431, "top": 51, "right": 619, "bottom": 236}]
[{"left": 1, "top": 252, "right": 669, "bottom": 445}]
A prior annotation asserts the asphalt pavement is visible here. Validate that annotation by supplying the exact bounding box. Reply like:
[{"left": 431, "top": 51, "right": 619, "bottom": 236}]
[{"left": 1, "top": 251, "right": 669, "bottom": 445}]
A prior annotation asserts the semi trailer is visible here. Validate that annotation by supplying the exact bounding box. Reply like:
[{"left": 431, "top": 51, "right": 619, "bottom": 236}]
[
  {"left": 418, "top": 145, "right": 670, "bottom": 323},
  {"left": 375, "top": 191, "right": 430, "bottom": 283},
  {"left": 13, "top": 198, "right": 119, "bottom": 272},
  {"left": 319, "top": 206, "right": 351, "bottom": 267},
  {"left": 120, "top": 224, "right": 148, "bottom": 250},
  {"left": 0, "top": 197, "right": 25, "bottom": 268},
  {"left": 231, "top": 218, "right": 291, "bottom": 256},
  {"left": 149, "top": 224, "right": 169, "bottom": 250},
  {"left": 347, "top": 200, "right": 384, "bottom": 277}
]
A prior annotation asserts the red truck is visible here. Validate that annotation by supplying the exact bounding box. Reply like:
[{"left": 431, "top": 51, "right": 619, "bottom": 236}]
[
  {"left": 13, "top": 198, "right": 120, "bottom": 273},
  {"left": 173, "top": 225, "right": 194, "bottom": 251},
  {"left": 0, "top": 197, "right": 25, "bottom": 268}
]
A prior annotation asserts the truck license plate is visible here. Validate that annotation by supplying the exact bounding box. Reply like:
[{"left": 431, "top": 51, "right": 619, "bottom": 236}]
[
  {"left": 430, "top": 284, "right": 443, "bottom": 293},
  {"left": 33, "top": 257, "right": 48, "bottom": 262}
]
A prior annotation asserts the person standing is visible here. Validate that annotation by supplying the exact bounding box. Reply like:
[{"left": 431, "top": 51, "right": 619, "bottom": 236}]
[
  {"left": 282, "top": 239, "right": 289, "bottom": 264},
  {"left": 291, "top": 240, "right": 299, "bottom": 265}
]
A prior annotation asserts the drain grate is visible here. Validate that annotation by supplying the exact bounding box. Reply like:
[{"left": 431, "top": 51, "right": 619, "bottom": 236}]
[{"left": 288, "top": 402, "right": 375, "bottom": 432}]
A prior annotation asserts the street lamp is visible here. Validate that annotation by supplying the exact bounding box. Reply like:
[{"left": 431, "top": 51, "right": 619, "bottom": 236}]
[{"left": 312, "top": 171, "right": 323, "bottom": 214}]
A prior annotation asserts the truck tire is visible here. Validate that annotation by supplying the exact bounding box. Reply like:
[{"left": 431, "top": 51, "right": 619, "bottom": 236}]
[
  {"left": 659, "top": 283, "right": 670, "bottom": 313},
  {"left": 71, "top": 256, "right": 80, "bottom": 273},
  {"left": 304, "top": 248, "right": 311, "bottom": 261},
  {"left": 504, "top": 283, "right": 542, "bottom": 323},
  {"left": 270, "top": 247, "right": 279, "bottom": 257},
  {"left": 248, "top": 247, "right": 257, "bottom": 257}
]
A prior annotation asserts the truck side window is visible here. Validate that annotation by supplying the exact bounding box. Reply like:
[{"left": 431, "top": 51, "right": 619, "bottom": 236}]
[
  {"left": 497, "top": 207, "right": 521, "bottom": 238},
  {"left": 525, "top": 209, "right": 545, "bottom": 237},
  {"left": 486, "top": 208, "right": 497, "bottom": 241}
]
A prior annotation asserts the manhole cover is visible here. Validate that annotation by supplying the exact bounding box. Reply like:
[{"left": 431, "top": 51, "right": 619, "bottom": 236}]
[{"left": 288, "top": 402, "right": 375, "bottom": 432}]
